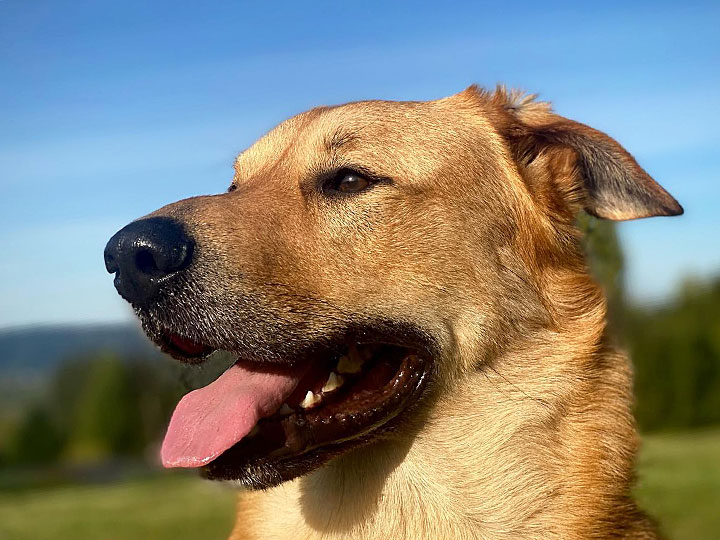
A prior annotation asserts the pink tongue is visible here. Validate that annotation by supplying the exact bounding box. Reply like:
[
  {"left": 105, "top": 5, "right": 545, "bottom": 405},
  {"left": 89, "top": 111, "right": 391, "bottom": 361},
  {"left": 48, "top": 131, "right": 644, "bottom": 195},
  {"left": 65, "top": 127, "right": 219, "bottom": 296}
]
[{"left": 161, "top": 362, "right": 305, "bottom": 468}]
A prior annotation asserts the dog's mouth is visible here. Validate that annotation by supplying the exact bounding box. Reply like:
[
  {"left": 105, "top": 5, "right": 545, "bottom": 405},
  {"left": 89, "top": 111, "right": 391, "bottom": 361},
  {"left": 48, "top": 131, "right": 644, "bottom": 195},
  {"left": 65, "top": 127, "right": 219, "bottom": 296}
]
[{"left": 155, "top": 328, "right": 431, "bottom": 484}]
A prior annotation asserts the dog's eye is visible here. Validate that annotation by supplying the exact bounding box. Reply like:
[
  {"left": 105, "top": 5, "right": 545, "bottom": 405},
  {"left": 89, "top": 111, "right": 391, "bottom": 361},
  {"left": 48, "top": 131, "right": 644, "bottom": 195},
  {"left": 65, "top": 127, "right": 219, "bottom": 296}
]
[{"left": 323, "top": 170, "right": 373, "bottom": 195}]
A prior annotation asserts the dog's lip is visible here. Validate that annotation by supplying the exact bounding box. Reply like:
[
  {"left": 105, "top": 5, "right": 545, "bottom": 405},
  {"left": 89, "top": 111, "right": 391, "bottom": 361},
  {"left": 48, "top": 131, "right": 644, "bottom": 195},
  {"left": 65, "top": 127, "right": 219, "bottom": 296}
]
[{"left": 158, "top": 331, "right": 216, "bottom": 362}]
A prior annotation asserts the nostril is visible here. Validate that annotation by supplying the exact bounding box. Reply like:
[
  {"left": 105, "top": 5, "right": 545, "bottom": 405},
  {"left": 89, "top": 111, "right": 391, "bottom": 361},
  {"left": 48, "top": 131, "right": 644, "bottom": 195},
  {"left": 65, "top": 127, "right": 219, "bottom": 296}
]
[
  {"left": 135, "top": 248, "right": 159, "bottom": 275},
  {"left": 104, "top": 252, "right": 119, "bottom": 274}
]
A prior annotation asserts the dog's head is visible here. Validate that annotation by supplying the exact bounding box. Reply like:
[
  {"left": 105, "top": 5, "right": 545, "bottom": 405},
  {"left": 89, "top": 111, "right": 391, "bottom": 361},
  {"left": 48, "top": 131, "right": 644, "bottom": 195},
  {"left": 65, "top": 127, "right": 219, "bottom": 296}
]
[{"left": 104, "top": 87, "right": 681, "bottom": 488}]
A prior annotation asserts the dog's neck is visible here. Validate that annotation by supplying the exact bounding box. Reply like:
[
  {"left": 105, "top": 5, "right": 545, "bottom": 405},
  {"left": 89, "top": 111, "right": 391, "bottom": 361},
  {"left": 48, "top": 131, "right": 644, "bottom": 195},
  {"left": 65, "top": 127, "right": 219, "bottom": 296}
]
[{"left": 231, "top": 321, "right": 654, "bottom": 540}]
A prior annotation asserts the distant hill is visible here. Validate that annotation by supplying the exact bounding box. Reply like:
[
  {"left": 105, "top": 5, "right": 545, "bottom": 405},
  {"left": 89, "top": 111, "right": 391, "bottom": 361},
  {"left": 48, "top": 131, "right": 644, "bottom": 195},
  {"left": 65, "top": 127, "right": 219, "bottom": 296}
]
[{"left": 0, "top": 324, "right": 159, "bottom": 375}]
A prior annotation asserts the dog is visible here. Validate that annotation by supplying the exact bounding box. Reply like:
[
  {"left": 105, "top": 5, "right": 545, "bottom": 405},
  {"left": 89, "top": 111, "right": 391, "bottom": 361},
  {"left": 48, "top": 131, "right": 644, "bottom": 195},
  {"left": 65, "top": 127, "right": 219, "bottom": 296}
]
[{"left": 104, "top": 86, "right": 682, "bottom": 539}]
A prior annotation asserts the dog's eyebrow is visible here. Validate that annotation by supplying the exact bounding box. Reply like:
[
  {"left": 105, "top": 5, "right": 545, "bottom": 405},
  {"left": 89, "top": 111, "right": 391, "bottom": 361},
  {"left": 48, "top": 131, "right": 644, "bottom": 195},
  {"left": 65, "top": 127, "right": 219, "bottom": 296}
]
[{"left": 324, "top": 128, "right": 360, "bottom": 153}]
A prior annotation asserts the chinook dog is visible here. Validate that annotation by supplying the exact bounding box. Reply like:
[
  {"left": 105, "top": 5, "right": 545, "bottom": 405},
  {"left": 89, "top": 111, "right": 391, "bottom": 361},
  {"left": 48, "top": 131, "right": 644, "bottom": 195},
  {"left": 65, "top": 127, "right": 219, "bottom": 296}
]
[{"left": 105, "top": 86, "right": 682, "bottom": 539}]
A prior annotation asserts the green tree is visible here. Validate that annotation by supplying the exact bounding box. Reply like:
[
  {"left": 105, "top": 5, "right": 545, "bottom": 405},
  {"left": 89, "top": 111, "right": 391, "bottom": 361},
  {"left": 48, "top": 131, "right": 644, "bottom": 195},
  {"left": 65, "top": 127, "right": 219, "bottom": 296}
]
[
  {"left": 628, "top": 277, "right": 720, "bottom": 430},
  {"left": 5, "top": 406, "right": 63, "bottom": 465},
  {"left": 64, "top": 354, "right": 143, "bottom": 462},
  {"left": 578, "top": 212, "right": 626, "bottom": 331}
]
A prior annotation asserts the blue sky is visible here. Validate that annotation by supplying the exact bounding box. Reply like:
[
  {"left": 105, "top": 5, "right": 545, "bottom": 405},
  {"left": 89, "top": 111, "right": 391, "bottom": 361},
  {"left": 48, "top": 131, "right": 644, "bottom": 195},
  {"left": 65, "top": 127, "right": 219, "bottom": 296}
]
[{"left": 1, "top": 1, "right": 718, "bottom": 328}]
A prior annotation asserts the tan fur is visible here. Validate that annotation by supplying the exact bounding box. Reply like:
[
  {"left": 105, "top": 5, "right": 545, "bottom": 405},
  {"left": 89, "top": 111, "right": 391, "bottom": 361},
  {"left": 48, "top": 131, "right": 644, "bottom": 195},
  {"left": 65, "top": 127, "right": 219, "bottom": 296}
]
[{"left": 148, "top": 87, "right": 679, "bottom": 539}]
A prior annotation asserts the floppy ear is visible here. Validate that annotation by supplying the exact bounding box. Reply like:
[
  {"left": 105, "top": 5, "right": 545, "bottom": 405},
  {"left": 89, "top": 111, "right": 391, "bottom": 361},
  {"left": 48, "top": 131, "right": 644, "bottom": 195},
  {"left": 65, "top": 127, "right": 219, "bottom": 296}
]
[{"left": 488, "top": 88, "right": 683, "bottom": 221}]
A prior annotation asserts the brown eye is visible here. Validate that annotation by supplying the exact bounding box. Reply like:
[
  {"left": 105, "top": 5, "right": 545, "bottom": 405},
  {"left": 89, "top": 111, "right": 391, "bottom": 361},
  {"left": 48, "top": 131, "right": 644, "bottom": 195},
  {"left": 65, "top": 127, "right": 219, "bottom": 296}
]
[
  {"left": 338, "top": 173, "right": 370, "bottom": 193},
  {"left": 324, "top": 169, "right": 373, "bottom": 194}
]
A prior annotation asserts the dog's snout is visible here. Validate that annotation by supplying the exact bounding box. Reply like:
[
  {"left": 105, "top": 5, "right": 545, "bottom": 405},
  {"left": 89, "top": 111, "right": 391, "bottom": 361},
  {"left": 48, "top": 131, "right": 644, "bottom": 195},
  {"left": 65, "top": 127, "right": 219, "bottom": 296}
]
[{"left": 104, "top": 217, "right": 194, "bottom": 306}]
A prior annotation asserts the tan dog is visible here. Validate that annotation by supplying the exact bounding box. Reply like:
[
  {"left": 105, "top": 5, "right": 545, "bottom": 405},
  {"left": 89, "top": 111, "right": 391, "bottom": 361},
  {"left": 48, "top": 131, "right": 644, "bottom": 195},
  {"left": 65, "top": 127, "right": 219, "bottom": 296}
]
[{"left": 104, "top": 86, "right": 682, "bottom": 539}]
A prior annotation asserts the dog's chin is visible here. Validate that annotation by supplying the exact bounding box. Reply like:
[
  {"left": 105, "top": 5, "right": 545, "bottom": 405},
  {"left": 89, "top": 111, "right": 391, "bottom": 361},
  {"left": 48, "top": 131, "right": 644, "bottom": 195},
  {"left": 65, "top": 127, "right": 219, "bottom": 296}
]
[{"left": 138, "top": 310, "right": 434, "bottom": 488}]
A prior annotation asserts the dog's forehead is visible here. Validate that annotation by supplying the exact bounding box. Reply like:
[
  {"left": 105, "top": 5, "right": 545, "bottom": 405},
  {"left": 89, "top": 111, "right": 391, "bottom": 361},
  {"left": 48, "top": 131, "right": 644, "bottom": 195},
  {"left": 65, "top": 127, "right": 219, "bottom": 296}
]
[{"left": 233, "top": 92, "right": 501, "bottom": 184}]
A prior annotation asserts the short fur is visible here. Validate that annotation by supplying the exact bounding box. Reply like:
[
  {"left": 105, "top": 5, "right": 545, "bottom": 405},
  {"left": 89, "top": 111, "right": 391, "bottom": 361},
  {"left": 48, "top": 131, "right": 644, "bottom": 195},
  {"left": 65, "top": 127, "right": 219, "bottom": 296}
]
[{"left": 141, "top": 86, "right": 681, "bottom": 539}]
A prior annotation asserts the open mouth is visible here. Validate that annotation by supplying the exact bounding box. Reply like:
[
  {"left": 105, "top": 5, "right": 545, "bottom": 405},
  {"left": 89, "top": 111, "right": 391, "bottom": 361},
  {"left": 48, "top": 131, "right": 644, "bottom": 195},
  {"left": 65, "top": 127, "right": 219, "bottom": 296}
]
[{"left": 154, "top": 329, "right": 431, "bottom": 485}]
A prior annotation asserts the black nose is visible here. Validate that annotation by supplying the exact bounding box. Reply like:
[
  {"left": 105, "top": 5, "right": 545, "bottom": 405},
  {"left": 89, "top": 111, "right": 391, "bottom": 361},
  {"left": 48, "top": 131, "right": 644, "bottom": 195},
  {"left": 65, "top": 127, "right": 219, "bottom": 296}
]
[{"left": 104, "top": 217, "right": 194, "bottom": 306}]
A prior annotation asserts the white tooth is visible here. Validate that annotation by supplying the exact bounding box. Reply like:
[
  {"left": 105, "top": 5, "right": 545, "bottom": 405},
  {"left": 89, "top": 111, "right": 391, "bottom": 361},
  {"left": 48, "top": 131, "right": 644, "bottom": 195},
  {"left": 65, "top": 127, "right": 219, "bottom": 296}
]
[
  {"left": 278, "top": 403, "right": 294, "bottom": 416},
  {"left": 248, "top": 425, "right": 259, "bottom": 437},
  {"left": 300, "top": 390, "right": 322, "bottom": 409},
  {"left": 322, "top": 372, "right": 344, "bottom": 393},
  {"left": 336, "top": 354, "right": 363, "bottom": 374}
]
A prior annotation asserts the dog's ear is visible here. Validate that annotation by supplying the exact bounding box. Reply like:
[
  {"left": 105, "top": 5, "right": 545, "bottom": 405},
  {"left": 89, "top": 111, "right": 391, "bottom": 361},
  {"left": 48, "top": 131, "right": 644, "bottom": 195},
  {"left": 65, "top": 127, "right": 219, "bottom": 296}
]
[{"left": 483, "top": 87, "right": 683, "bottom": 221}]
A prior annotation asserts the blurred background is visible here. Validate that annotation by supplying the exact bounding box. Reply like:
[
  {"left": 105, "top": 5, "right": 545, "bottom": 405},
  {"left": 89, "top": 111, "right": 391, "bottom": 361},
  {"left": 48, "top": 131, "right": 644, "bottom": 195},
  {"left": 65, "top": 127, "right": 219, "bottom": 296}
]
[{"left": 1, "top": 1, "right": 718, "bottom": 539}]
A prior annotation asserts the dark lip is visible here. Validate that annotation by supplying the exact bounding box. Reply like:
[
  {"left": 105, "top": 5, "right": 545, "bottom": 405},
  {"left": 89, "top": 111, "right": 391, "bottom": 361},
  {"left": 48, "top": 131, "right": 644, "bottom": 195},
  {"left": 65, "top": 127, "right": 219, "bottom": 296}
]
[
  {"left": 156, "top": 331, "right": 215, "bottom": 363},
  {"left": 143, "top": 313, "right": 436, "bottom": 367}
]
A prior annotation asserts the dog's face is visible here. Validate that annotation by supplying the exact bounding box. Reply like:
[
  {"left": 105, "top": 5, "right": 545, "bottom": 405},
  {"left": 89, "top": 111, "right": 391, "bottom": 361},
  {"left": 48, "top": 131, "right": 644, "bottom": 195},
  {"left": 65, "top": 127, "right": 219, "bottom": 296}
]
[{"left": 104, "top": 87, "right": 681, "bottom": 488}]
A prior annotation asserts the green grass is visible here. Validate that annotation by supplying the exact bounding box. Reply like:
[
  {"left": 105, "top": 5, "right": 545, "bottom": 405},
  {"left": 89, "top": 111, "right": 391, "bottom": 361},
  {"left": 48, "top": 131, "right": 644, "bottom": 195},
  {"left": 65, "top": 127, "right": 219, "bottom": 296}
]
[
  {"left": 636, "top": 428, "right": 720, "bottom": 540},
  {"left": 0, "top": 473, "right": 236, "bottom": 540},
  {"left": 0, "top": 429, "right": 717, "bottom": 540}
]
